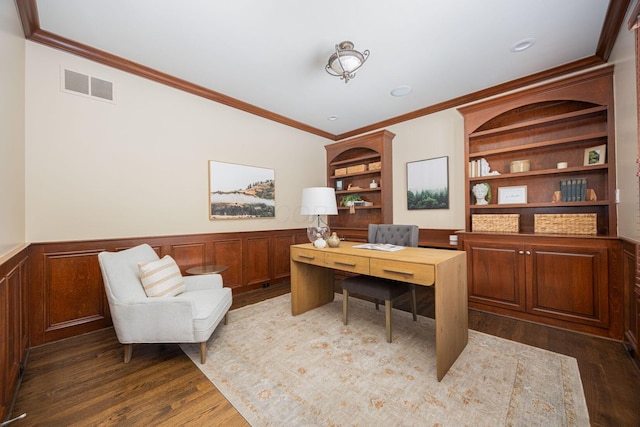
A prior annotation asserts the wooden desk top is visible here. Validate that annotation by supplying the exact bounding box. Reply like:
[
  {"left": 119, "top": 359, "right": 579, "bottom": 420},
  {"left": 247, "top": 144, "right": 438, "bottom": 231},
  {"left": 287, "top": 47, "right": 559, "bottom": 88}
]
[{"left": 291, "top": 242, "right": 464, "bottom": 265}]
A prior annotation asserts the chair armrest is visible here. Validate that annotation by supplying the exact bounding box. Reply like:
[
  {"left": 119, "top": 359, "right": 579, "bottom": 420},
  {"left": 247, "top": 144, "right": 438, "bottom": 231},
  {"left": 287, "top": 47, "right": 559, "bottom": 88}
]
[
  {"left": 183, "top": 274, "right": 223, "bottom": 291},
  {"left": 110, "top": 298, "right": 195, "bottom": 343}
]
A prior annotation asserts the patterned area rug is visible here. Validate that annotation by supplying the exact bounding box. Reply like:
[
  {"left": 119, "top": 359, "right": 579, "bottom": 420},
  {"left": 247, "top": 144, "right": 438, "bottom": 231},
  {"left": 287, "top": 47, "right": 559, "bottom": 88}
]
[{"left": 181, "top": 294, "right": 589, "bottom": 426}]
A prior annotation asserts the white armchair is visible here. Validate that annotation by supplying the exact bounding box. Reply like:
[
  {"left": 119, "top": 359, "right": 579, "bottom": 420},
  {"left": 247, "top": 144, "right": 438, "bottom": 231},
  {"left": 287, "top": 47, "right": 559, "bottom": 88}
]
[{"left": 98, "top": 243, "right": 232, "bottom": 364}]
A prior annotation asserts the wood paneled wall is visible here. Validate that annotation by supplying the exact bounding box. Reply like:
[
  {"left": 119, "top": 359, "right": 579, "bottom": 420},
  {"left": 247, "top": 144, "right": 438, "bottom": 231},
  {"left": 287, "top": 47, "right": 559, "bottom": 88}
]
[
  {"left": 623, "top": 238, "right": 640, "bottom": 368},
  {"left": 27, "top": 229, "right": 309, "bottom": 347},
  {"left": 0, "top": 245, "right": 29, "bottom": 421}
]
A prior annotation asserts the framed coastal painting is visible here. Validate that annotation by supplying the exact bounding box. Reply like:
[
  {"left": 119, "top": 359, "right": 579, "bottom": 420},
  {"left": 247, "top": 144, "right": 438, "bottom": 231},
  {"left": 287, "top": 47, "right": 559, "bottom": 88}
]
[
  {"left": 406, "top": 156, "right": 449, "bottom": 209},
  {"left": 209, "top": 161, "right": 275, "bottom": 219}
]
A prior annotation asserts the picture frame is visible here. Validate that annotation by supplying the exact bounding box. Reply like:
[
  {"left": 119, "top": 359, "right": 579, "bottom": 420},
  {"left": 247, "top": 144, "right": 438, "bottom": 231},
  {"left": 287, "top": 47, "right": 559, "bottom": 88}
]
[
  {"left": 209, "top": 161, "right": 275, "bottom": 220},
  {"left": 406, "top": 156, "right": 449, "bottom": 209},
  {"left": 498, "top": 185, "right": 527, "bottom": 204},
  {"left": 583, "top": 144, "right": 606, "bottom": 166},
  {"left": 335, "top": 179, "right": 344, "bottom": 191}
]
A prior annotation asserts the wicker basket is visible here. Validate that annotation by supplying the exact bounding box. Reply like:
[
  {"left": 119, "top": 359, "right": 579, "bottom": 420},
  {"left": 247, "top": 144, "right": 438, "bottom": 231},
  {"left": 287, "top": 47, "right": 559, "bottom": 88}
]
[
  {"left": 472, "top": 214, "right": 519, "bottom": 233},
  {"left": 335, "top": 167, "right": 347, "bottom": 176},
  {"left": 368, "top": 161, "right": 381, "bottom": 171},
  {"left": 347, "top": 164, "right": 367, "bottom": 174},
  {"left": 534, "top": 213, "right": 597, "bottom": 235}
]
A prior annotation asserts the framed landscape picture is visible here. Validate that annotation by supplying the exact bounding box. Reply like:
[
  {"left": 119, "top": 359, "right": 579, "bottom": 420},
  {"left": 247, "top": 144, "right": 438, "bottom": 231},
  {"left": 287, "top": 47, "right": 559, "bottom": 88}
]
[
  {"left": 406, "top": 156, "right": 449, "bottom": 210},
  {"left": 583, "top": 144, "right": 606, "bottom": 166},
  {"left": 209, "top": 161, "right": 275, "bottom": 219}
]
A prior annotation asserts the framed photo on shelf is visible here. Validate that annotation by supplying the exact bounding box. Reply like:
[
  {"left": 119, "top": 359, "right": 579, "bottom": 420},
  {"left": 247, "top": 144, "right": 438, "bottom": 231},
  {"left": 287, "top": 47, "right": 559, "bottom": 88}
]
[
  {"left": 498, "top": 185, "right": 527, "bottom": 204},
  {"left": 335, "top": 179, "right": 344, "bottom": 191},
  {"left": 583, "top": 144, "right": 606, "bottom": 166}
]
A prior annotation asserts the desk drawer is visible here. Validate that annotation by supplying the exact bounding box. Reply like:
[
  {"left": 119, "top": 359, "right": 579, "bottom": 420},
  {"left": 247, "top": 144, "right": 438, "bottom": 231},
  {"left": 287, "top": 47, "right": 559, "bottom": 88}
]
[
  {"left": 291, "top": 247, "right": 325, "bottom": 267},
  {"left": 325, "top": 252, "right": 369, "bottom": 275},
  {"left": 370, "top": 259, "right": 435, "bottom": 286}
]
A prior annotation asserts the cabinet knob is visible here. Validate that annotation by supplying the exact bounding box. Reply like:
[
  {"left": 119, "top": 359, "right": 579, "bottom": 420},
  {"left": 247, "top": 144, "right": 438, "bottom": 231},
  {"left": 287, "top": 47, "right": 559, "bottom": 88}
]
[
  {"left": 518, "top": 250, "right": 524, "bottom": 255},
  {"left": 526, "top": 250, "right": 531, "bottom": 255}
]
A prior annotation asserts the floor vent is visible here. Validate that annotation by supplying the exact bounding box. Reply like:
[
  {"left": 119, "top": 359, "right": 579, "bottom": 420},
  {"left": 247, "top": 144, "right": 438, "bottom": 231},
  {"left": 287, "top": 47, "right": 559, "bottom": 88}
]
[{"left": 62, "top": 68, "right": 114, "bottom": 102}]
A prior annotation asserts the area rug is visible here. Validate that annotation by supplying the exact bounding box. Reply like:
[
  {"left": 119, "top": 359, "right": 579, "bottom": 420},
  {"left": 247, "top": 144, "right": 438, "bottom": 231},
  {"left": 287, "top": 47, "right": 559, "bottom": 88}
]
[{"left": 180, "top": 294, "right": 589, "bottom": 426}]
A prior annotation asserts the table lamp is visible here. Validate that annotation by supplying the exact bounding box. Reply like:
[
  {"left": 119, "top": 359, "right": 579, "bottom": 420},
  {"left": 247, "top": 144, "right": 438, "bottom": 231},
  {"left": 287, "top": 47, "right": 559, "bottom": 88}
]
[{"left": 300, "top": 187, "right": 338, "bottom": 247}]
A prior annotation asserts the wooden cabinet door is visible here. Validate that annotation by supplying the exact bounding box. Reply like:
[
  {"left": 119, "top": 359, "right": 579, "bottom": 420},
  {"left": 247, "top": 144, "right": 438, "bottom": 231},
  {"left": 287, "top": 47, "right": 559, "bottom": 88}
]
[
  {"left": 464, "top": 238, "right": 526, "bottom": 311},
  {"left": 526, "top": 243, "right": 609, "bottom": 328}
]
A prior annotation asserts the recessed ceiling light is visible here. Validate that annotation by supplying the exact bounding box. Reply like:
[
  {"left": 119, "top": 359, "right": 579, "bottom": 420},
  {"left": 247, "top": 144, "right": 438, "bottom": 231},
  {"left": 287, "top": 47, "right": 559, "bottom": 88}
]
[
  {"left": 510, "top": 38, "right": 536, "bottom": 53},
  {"left": 391, "top": 85, "right": 412, "bottom": 97},
  {"left": 328, "top": 115, "right": 338, "bottom": 121}
]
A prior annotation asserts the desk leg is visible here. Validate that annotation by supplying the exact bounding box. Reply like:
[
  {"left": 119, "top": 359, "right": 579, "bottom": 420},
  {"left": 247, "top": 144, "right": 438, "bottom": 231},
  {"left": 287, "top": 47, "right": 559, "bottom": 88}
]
[
  {"left": 290, "top": 259, "right": 334, "bottom": 316},
  {"left": 434, "top": 253, "right": 468, "bottom": 381}
]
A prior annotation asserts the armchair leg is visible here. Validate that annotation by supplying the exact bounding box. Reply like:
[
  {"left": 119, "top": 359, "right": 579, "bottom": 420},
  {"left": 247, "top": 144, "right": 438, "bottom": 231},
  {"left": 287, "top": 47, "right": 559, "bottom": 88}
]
[
  {"left": 224, "top": 312, "right": 229, "bottom": 325},
  {"left": 199, "top": 342, "right": 207, "bottom": 364},
  {"left": 343, "top": 289, "right": 349, "bottom": 325},
  {"left": 123, "top": 344, "right": 133, "bottom": 363}
]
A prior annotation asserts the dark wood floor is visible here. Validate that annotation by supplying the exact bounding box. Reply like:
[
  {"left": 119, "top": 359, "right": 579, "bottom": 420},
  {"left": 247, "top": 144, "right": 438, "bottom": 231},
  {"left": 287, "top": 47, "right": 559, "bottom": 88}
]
[{"left": 9, "top": 282, "right": 640, "bottom": 426}]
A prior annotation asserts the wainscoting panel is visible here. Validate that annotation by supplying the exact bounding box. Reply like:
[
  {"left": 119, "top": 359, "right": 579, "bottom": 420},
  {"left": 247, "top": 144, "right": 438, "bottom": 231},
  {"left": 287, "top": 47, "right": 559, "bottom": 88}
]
[
  {"left": 41, "top": 249, "right": 110, "bottom": 343},
  {"left": 212, "top": 238, "right": 243, "bottom": 289},
  {"left": 170, "top": 242, "right": 208, "bottom": 275},
  {"left": 273, "top": 234, "right": 295, "bottom": 281},
  {"left": 0, "top": 245, "right": 29, "bottom": 421},
  {"left": 245, "top": 236, "right": 270, "bottom": 287},
  {"left": 27, "top": 229, "right": 304, "bottom": 346}
]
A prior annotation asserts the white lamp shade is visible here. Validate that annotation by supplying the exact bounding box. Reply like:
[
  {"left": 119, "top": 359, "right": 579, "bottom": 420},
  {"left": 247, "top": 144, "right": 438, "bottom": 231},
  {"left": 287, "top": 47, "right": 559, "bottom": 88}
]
[{"left": 300, "top": 187, "right": 338, "bottom": 215}]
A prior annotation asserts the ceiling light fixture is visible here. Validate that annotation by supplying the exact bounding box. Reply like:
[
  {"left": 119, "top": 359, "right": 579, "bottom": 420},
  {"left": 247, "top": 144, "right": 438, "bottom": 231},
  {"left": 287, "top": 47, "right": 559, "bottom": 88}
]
[
  {"left": 510, "top": 38, "right": 536, "bottom": 52},
  {"left": 325, "top": 41, "right": 369, "bottom": 83},
  {"left": 391, "top": 85, "right": 412, "bottom": 97}
]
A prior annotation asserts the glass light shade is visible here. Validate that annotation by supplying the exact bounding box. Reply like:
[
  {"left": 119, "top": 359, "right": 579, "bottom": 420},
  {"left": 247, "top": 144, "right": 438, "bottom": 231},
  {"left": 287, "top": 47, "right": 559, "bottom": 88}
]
[
  {"left": 329, "top": 53, "right": 363, "bottom": 74},
  {"left": 300, "top": 187, "right": 338, "bottom": 244},
  {"left": 325, "top": 41, "right": 369, "bottom": 83}
]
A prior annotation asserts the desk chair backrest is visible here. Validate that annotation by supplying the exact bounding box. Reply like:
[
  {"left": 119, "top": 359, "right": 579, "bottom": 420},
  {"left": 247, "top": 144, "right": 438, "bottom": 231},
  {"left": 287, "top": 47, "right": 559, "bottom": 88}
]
[{"left": 368, "top": 224, "right": 419, "bottom": 247}]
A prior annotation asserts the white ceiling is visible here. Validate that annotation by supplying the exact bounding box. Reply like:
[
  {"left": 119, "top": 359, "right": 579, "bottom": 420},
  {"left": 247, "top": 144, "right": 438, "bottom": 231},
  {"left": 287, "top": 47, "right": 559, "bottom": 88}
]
[{"left": 34, "top": 0, "right": 612, "bottom": 137}]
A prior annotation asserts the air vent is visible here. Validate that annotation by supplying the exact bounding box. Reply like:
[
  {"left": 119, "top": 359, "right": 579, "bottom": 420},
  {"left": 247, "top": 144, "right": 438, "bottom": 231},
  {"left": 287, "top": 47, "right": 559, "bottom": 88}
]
[
  {"left": 62, "top": 68, "right": 115, "bottom": 103},
  {"left": 64, "top": 69, "right": 89, "bottom": 95},
  {"left": 90, "top": 76, "right": 113, "bottom": 101}
]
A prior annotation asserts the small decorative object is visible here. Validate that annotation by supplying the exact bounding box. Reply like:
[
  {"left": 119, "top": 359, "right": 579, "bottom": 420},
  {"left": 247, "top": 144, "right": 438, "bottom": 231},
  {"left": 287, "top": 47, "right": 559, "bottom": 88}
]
[
  {"left": 469, "top": 158, "right": 501, "bottom": 177},
  {"left": 347, "top": 183, "right": 362, "bottom": 190},
  {"left": 509, "top": 160, "right": 530, "bottom": 173},
  {"left": 557, "top": 161, "right": 568, "bottom": 169},
  {"left": 584, "top": 144, "right": 606, "bottom": 166},
  {"left": 313, "top": 238, "right": 327, "bottom": 248},
  {"left": 335, "top": 179, "right": 344, "bottom": 191},
  {"left": 340, "top": 194, "right": 362, "bottom": 206},
  {"left": 370, "top": 179, "right": 378, "bottom": 188},
  {"left": 498, "top": 185, "right": 528, "bottom": 204},
  {"left": 471, "top": 183, "right": 491, "bottom": 205},
  {"left": 327, "top": 232, "right": 340, "bottom": 248},
  {"left": 340, "top": 193, "right": 362, "bottom": 214}
]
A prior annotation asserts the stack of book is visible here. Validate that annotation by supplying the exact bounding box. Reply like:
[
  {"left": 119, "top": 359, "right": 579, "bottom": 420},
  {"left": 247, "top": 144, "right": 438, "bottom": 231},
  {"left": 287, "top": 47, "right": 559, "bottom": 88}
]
[{"left": 560, "top": 177, "right": 587, "bottom": 202}]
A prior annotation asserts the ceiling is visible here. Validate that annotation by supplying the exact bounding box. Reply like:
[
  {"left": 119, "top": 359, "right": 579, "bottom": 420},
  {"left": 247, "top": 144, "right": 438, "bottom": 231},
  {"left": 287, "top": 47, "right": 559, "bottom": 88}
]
[{"left": 18, "top": 1, "right": 631, "bottom": 139}]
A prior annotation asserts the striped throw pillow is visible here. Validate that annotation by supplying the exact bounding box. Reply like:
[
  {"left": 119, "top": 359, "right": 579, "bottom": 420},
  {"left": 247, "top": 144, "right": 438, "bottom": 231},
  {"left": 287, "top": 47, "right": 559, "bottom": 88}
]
[{"left": 138, "top": 255, "right": 185, "bottom": 297}]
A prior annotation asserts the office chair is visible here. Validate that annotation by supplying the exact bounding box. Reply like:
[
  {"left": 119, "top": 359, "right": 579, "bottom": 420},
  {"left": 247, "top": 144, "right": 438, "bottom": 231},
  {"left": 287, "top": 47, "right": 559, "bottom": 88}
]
[{"left": 342, "top": 224, "right": 419, "bottom": 342}]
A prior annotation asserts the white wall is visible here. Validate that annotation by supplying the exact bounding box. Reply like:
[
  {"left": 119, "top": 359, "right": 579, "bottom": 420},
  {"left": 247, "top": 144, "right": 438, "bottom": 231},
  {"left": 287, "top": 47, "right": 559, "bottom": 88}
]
[
  {"left": 388, "top": 109, "right": 466, "bottom": 230},
  {"left": 0, "top": 0, "right": 26, "bottom": 257},
  {"left": 610, "top": 4, "right": 639, "bottom": 241},
  {"left": 21, "top": 7, "right": 640, "bottom": 243},
  {"left": 25, "top": 43, "right": 329, "bottom": 242}
]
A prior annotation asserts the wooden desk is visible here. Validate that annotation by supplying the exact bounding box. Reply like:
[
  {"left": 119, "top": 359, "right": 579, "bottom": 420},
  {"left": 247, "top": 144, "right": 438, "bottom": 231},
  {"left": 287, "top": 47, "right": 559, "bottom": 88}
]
[{"left": 290, "top": 241, "right": 468, "bottom": 381}]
